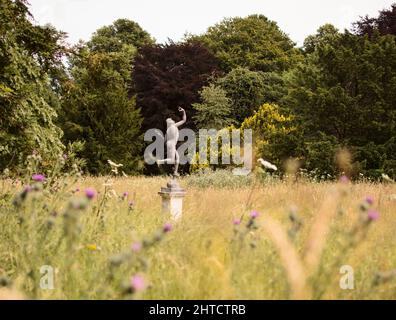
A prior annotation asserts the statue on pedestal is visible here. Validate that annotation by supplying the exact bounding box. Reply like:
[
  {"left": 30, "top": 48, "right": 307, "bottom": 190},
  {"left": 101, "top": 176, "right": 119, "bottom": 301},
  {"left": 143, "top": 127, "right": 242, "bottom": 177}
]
[{"left": 157, "top": 107, "right": 187, "bottom": 220}]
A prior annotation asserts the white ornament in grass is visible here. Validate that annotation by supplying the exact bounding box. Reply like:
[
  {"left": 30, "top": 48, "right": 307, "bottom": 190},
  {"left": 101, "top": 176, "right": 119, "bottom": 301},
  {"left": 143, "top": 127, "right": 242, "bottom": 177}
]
[
  {"left": 108, "top": 159, "right": 124, "bottom": 175},
  {"left": 107, "top": 160, "right": 123, "bottom": 168},
  {"left": 257, "top": 158, "right": 278, "bottom": 171}
]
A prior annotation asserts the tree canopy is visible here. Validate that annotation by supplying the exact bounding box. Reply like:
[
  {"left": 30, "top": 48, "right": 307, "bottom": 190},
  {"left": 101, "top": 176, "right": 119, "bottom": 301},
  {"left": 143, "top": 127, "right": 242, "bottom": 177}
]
[
  {"left": 1, "top": 1, "right": 396, "bottom": 179},
  {"left": 353, "top": 4, "right": 396, "bottom": 37},
  {"left": 192, "top": 84, "right": 234, "bottom": 129},
  {"left": 216, "top": 67, "right": 268, "bottom": 124},
  {"left": 132, "top": 41, "right": 222, "bottom": 132},
  {"left": 60, "top": 20, "right": 145, "bottom": 174},
  {"left": 189, "top": 14, "right": 302, "bottom": 72},
  {"left": 0, "top": 0, "right": 65, "bottom": 172},
  {"left": 283, "top": 26, "right": 396, "bottom": 177},
  {"left": 88, "top": 18, "right": 154, "bottom": 53}
]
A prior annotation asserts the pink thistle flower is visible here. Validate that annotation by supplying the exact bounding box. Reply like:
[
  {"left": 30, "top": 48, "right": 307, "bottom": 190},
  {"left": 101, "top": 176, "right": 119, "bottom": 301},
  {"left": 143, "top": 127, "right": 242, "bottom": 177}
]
[
  {"left": 131, "top": 275, "right": 146, "bottom": 292},
  {"left": 85, "top": 188, "right": 96, "bottom": 200},
  {"left": 163, "top": 223, "right": 173, "bottom": 233},
  {"left": 250, "top": 211, "right": 259, "bottom": 219},
  {"left": 131, "top": 242, "right": 142, "bottom": 253},
  {"left": 122, "top": 192, "right": 129, "bottom": 198},
  {"left": 32, "top": 174, "right": 45, "bottom": 182},
  {"left": 365, "top": 196, "right": 374, "bottom": 205},
  {"left": 339, "top": 175, "right": 349, "bottom": 183},
  {"left": 233, "top": 218, "right": 241, "bottom": 226},
  {"left": 368, "top": 210, "right": 379, "bottom": 221}
]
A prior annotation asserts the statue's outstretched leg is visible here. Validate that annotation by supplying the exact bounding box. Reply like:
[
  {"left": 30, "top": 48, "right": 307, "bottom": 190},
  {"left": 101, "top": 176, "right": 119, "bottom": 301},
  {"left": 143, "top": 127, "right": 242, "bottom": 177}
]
[{"left": 157, "top": 143, "right": 180, "bottom": 177}]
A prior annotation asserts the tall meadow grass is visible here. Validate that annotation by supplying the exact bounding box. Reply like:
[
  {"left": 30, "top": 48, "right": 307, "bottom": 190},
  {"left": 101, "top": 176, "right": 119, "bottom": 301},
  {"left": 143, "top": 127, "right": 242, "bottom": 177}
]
[{"left": 0, "top": 168, "right": 395, "bottom": 299}]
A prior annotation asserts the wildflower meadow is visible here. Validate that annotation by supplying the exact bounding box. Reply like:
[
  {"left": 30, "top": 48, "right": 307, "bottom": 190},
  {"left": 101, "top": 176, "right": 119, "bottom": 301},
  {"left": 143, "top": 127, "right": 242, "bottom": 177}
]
[{"left": 0, "top": 156, "right": 395, "bottom": 300}]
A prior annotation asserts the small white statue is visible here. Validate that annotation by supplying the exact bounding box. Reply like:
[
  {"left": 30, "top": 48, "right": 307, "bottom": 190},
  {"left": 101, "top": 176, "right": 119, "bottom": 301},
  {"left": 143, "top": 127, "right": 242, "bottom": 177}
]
[{"left": 157, "top": 107, "right": 187, "bottom": 177}]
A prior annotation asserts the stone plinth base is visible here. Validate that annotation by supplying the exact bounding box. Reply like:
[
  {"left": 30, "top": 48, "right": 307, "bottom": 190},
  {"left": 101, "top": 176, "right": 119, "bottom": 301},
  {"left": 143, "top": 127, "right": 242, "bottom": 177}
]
[{"left": 158, "top": 179, "right": 186, "bottom": 220}]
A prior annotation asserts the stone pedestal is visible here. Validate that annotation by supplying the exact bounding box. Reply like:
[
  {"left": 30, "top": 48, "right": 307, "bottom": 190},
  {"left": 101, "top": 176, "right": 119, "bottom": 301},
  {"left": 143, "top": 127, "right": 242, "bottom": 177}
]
[{"left": 158, "top": 179, "right": 186, "bottom": 220}]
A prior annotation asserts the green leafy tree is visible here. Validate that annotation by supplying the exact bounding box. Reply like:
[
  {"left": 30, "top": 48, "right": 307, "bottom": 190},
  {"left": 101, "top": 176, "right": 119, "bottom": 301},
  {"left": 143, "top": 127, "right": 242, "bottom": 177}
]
[
  {"left": 216, "top": 67, "right": 267, "bottom": 124},
  {"left": 303, "top": 134, "right": 341, "bottom": 178},
  {"left": 192, "top": 84, "right": 235, "bottom": 129},
  {"left": 0, "top": 0, "right": 65, "bottom": 172},
  {"left": 61, "top": 45, "right": 143, "bottom": 174},
  {"left": 303, "top": 24, "right": 340, "bottom": 54},
  {"left": 189, "top": 14, "right": 302, "bottom": 72},
  {"left": 60, "top": 19, "right": 152, "bottom": 174},
  {"left": 260, "top": 72, "right": 288, "bottom": 106},
  {"left": 88, "top": 18, "right": 154, "bottom": 53},
  {"left": 284, "top": 25, "right": 396, "bottom": 177}
]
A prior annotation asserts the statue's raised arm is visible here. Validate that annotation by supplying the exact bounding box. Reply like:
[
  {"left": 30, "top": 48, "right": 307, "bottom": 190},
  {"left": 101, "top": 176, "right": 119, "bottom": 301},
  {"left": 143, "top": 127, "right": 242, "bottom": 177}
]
[{"left": 175, "top": 107, "right": 187, "bottom": 128}]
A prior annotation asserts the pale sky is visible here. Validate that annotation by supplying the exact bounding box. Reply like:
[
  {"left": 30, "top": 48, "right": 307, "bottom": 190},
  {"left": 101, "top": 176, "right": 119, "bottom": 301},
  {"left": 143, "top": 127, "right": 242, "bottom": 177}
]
[{"left": 28, "top": 0, "right": 395, "bottom": 46}]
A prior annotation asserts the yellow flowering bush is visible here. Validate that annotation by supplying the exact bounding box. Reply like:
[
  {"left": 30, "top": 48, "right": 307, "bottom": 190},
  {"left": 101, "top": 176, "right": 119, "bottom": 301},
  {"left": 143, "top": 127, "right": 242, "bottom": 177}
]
[{"left": 241, "top": 103, "right": 301, "bottom": 168}]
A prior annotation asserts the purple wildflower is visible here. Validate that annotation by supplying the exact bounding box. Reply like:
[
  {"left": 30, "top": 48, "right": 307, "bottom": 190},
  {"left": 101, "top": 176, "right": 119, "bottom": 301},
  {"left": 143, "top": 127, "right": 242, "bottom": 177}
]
[
  {"left": 32, "top": 174, "right": 45, "bottom": 182},
  {"left": 233, "top": 218, "right": 241, "bottom": 226},
  {"left": 131, "top": 275, "right": 146, "bottom": 292},
  {"left": 365, "top": 196, "right": 374, "bottom": 205},
  {"left": 85, "top": 188, "right": 96, "bottom": 200},
  {"left": 250, "top": 211, "right": 259, "bottom": 219},
  {"left": 368, "top": 210, "right": 379, "bottom": 221},
  {"left": 131, "top": 242, "right": 142, "bottom": 253},
  {"left": 340, "top": 175, "right": 349, "bottom": 183},
  {"left": 163, "top": 223, "right": 173, "bottom": 233}
]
